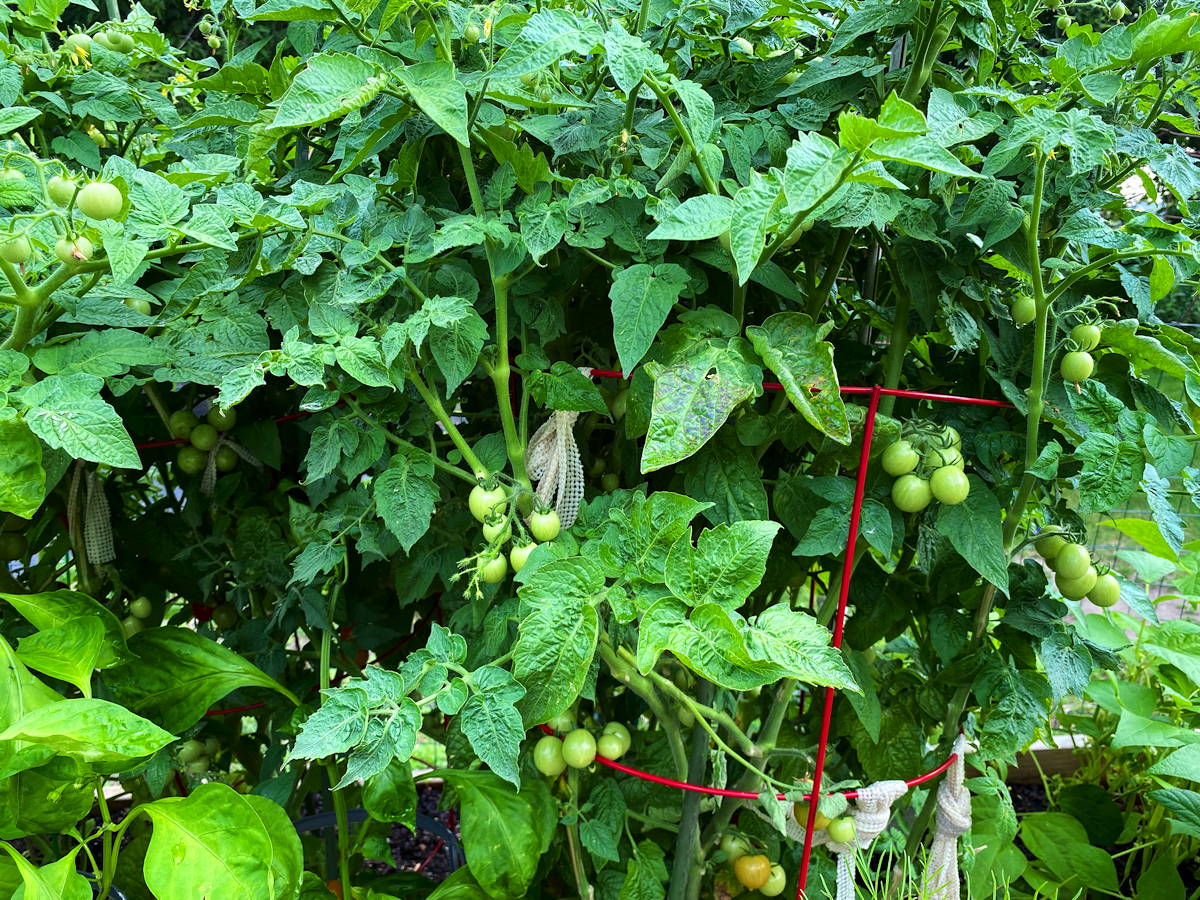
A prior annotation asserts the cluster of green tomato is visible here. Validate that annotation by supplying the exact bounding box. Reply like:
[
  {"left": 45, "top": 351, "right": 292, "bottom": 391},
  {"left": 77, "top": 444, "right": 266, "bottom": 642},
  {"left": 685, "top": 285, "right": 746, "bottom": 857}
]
[
  {"left": 1060, "top": 322, "right": 1102, "bottom": 385},
  {"left": 176, "top": 735, "right": 222, "bottom": 778},
  {"left": 120, "top": 596, "right": 154, "bottom": 638},
  {"left": 1010, "top": 298, "right": 1103, "bottom": 385},
  {"left": 882, "top": 424, "right": 971, "bottom": 512},
  {"left": 532, "top": 714, "right": 632, "bottom": 776},
  {"left": 170, "top": 405, "right": 239, "bottom": 476},
  {"left": 719, "top": 834, "right": 789, "bottom": 896},
  {"left": 0, "top": 167, "right": 127, "bottom": 274},
  {"left": 1034, "top": 533, "right": 1120, "bottom": 607},
  {"left": 1047, "top": 0, "right": 1127, "bottom": 29},
  {"left": 467, "top": 483, "right": 561, "bottom": 585}
]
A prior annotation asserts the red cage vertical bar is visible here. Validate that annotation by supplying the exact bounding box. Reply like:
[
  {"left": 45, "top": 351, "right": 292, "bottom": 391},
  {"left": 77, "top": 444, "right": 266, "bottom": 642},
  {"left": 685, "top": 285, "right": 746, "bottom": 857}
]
[{"left": 795, "top": 386, "right": 883, "bottom": 896}]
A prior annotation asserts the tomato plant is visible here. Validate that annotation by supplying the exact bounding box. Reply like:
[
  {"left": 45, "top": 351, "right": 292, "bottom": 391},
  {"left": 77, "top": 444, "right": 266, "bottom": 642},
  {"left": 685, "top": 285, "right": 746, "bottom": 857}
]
[{"left": 2, "top": 0, "right": 1199, "bottom": 898}]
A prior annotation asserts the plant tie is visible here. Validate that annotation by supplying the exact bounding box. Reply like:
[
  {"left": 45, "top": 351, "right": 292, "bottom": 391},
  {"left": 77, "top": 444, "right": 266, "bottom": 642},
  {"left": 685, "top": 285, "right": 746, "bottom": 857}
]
[
  {"left": 525, "top": 407, "right": 584, "bottom": 528},
  {"left": 921, "top": 734, "right": 973, "bottom": 900}
]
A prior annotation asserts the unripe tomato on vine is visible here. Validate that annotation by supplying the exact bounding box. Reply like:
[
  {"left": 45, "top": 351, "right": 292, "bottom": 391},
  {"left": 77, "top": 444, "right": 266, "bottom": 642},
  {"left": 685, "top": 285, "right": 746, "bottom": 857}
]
[
  {"left": 733, "top": 854, "right": 772, "bottom": 890},
  {"left": 469, "top": 483, "right": 506, "bottom": 522},
  {"left": 0, "top": 235, "right": 31, "bottom": 265},
  {"left": 1089, "top": 572, "right": 1120, "bottom": 607},
  {"left": 75, "top": 181, "right": 124, "bottom": 220},
  {"left": 55, "top": 235, "right": 93, "bottom": 264},
  {"left": 528, "top": 508, "right": 560, "bottom": 541}
]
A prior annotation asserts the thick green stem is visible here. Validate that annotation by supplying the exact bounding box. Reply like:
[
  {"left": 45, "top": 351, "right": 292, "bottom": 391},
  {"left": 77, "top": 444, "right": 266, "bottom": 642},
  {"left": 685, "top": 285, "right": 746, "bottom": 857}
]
[
  {"left": 878, "top": 285, "right": 911, "bottom": 419},
  {"left": 806, "top": 229, "right": 854, "bottom": 319},
  {"left": 320, "top": 583, "right": 354, "bottom": 896},
  {"left": 407, "top": 367, "right": 488, "bottom": 477},
  {"left": 456, "top": 143, "right": 529, "bottom": 487},
  {"left": 598, "top": 637, "right": 688, "bottom": 778},
  {"left": 907, "top": 152, "right": 1055, "bottom": 859},
  {"left": 2, "top": 303, "right": 39, "bottom": 350},
  {"left": 566, "top": 768, "right": 591, "bottom": 898},
  {"left": 699, "top": 678, "right": 796, "bottom": 848},
  {"left": 644, "top": 77, "right": 719, "bottom": 195},
  {"left": 667, "top": 681, "right": 713, "bottom": 900},
  {"left": 636, "top": 0, "right": 651, "bottom": 32}
]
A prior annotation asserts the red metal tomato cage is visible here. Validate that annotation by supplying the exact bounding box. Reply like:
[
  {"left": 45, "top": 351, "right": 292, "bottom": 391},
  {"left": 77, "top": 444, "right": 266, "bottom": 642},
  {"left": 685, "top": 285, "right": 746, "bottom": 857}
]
[
  {"left": 185, "top": 374, "right": 1012, "bottom": 896},
  {"left": 582, "top": 375, "right": 1012, "bottom": 898}
]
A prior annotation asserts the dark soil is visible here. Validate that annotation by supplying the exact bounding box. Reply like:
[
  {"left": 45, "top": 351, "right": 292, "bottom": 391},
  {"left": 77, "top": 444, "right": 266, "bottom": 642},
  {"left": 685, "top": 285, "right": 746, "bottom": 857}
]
[
  {"left": 1009, "top": 782, "right": 1049, "bottom": 813},
  {"left": 386, "top": 781, "right": 460, "bottom": 881}
]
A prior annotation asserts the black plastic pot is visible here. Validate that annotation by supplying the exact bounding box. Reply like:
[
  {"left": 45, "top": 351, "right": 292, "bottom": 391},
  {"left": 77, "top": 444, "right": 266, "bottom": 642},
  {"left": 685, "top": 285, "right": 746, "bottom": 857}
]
[{"left": 293, "top": 807, "right": 464, "bottom": 873}]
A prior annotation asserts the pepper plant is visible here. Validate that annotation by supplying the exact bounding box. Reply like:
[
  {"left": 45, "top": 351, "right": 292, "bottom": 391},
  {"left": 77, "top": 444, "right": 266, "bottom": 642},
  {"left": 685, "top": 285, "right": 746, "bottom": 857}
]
[{"left": 1, "top": 0, "right": 1199, "bottom": 898}]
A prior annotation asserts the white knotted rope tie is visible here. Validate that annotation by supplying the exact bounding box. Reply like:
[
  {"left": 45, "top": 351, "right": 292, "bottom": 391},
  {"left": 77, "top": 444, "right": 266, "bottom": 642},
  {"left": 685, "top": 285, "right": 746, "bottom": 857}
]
[
  {"left": 785, "top": 780, "right": 909, "bottom": 900},
  {"left": 201, "top": 436, "right": 263, "bottom": 495},
  {"left": 525, "top": 409, "right": 584, "bottom": 529},
  {"left": 921, "top": 735, "right": 972, "bottom": 900}
]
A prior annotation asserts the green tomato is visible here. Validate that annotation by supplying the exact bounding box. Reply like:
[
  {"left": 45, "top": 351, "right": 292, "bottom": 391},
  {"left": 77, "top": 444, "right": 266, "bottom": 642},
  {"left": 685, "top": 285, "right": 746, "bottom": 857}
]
[
  {"left": 215, "top": 446, "right": 238, "bottom": 472},
  {"left": 892, "top": 474, "right": 932, "bottom": 513},
  {"left": 124, "top": 297, "right": 152, "bottom": 316},
  {"left": 780, "top": 69, "right": 800, "bottom": 85},
  {"left": 62, "top": 34, "right": 92, "bottom": 56},
  {"left": 55, "top": 236, "right": 93, "bottom": 264},
  {"left": 184, "top": 757, "right": 210, "bottom": 777},
  {"left": 1061, "top": 350, "right": 1094, "bottom": 383},
  {"left": 1053, "top": 543, "right": 1091, "bottom": 580},
  {"left": 597, "top": 734, "right": 626, "bottom": 760},
  {"left": 1071, "top": 323, "right": 1102, "bottom": 352},
  {"left": 0, "top": 235, "right": 31, "bottom": 264},
  {"left": 793, "top": 802, "right": 832, "bottom": 830},
  {"left": 0, "top": 532, "right": 28, "bottom": 560},
  {"left": 129, "top": 597, "right": 153, "bottom": 619},
  {"left": 730, "top": 36, "right": 755, "bottom": 55},
  {"left": 601, "top": 472, "right": 620, "bottom": 492},
  {"left": 190, "top": 423, "right": 219, "bottom": 451},
  {"left": 1109, "top": 1, "right": 1128, "bottom": 19},
  {"left": 206, "top": 406, "right": 237, "bottom": 431},
  {"left": 169, "top": 409, "right": 198, "bottom": 439},
  {"left": 177, "top": 739, "right": 206, "bottom": 763},
  {"left": 47, "top": 174, "right": 77, "bottom": 205},
  {"left": 75, "top": 181, "right": 124, "bottom": 220},
  {"left": 939, "top": 426, "right": 962, "bottom": 449},
  {"left": 561, "top": 729, "right": 597, "bottom": 768},
  {"left": 96, "top": 30, "right": 134, "bottom": 52},
  {"left": 733, "top": 855, "right": 772, "bottom": 891},
  {"left": 760, "top": 864, "right": 787, "bottom": 897},
  {"left": 121, "top": 615, "right": 145, "bottom": 638},
  {"left": 510, "top": 542, "right": 536, "bottom": 572},
  {"left": 1035, "top": 533, "right": 1067, "bottom": 560},
  {"left": 827, "top": 816, "right": 857, "bottom": 844},
  {"left": 480, "top": 553, "right": 508, "bottom": 584},
  {"left": 881, "top": 440, "right": 919, "bottom": 476},
  {"left": 545, "top": 711, "right": 574, "bottom": 734},
  {"left": 602, "top": 721, "right": 632, "bottom": 754},
  {"left": 930, "top": 466, "right": 970, "bottom": 505},
  {"left": 469, "top": 484, "right": 507, "bottom": 522},
  {"left": 529, "top": 509, "right": 561, "bottom": 541},
  {"left": 1011, "top": 295, "right": 1036, "bottom": 325},
  {"left": 204, "top": 737, "right": 220, "bottom": 757},
  {"left": 1088, "top": 573, "right": 1120, "bottom": 608},
  {"left": 719, "top": 834, "right": 751, "bottom": 863},
  {"left": 1057, "top": 565, "right": 1098, "bottom": 600},
  {"left": 926, "top": 444, "right": 964, "bottom": 468},
  {"left": 0, "top": 168, "right": 25, "bottom": 182},
  {"left": 482, "top": 519, "right": 511, "bottom": 543},
  {"left": 464, "top": 23, "right": 481, "bottom": 41},
  {"left": 533, "top": 735, "right": 566, "bottom": 777},
  {"left": 176, "top": 445, "right": 207, "bottom": 474},
  {"left": 1057, "top": 13, "right": 1072, "bottom": 29},
  {"left": 212, "top": 603, "right": 238, "bottom": 629}
]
